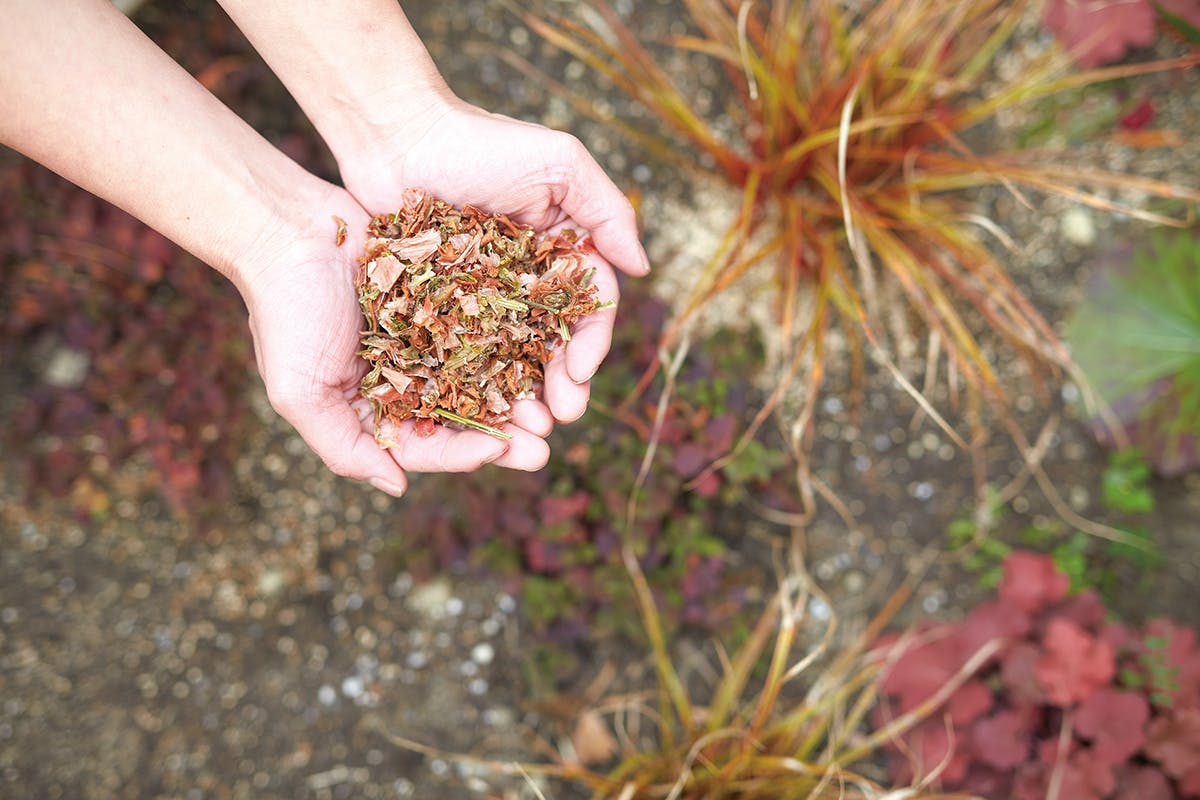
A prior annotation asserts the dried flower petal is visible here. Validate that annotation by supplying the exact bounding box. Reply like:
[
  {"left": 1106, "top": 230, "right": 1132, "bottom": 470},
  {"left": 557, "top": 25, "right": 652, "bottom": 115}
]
[
  {"left": 392, "top": 228, "right": 442, "bottom": 263},
  {"left": 355, "top": 191, "right": 602, "bottom": 440},
  {"left": 369, "top": 254, "right": 404, "bottom": 294}
]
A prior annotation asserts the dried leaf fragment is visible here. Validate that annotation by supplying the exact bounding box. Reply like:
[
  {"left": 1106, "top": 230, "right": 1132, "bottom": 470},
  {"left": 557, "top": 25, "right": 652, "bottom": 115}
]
[
  {"left": 355, "top": 191, "right": 604, "bottom": 440},
  {"left": 332, "top": 214, "right": 348, "bottom": 247},
  {"left": 570, "top": 709, "right": 618, "bottom": 766}
]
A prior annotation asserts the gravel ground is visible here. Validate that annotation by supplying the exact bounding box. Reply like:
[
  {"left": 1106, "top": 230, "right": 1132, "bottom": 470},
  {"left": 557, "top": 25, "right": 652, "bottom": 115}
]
[
  {"left": 2, "top": 2, "right": 1200, "bottom": 799},
  {"left": 0, "top": 414, "right": 544, "bottom": 799}
]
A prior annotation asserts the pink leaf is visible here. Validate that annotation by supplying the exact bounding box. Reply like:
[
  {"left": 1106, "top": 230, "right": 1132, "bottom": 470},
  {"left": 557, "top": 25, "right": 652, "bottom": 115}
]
[
  {"left": 948, "top": 679, "right": 993, "bottom": 725},
  {"left": 1016, "top": 748, "right": 1115, "bottom": 800},
  {"left": 1113, "top": 765, "right": 1174, "bottom": 800},
  {"left": 881, "top": 632, "right": 966, "bottom": 713},
  {"left": 972, "top": 709, "right": 1032, "bottom": 769},
  {"left": 1035, "top": 618, "right": 1116, "bottom": 706},
  {"left": 902, "top": 719, "right": 971, "bottom": 784},
  {"left": 671, "top": 443, "right": 709, "bottom": 478},
  {"left": 958, "top": 598, "right": 1032, "bottom": 656},
  {"left": 1075, "top": 689, "right": 1149, "bottom": 764},
  {"left": 1145, "top": 708, "right": 1200, "bottom": 778},
  {"left": 998, "top": 551, "right": 1069, "bottom": 614},
  {"left": 1182, "top": 766, "right": 1200, "bottom": 798},
  {"left": 538, "top": 491, "right": 590, "bottom": 527},
  {"left": 1002, "top": 642, "right": 1047, "bottom": 706},
  {"left": 1043, "top": 0, "right": 1158, "bottom": 67},
  {"left": 1145, "top": 618, "right": 1200, "bottom": 706},
  {"left": 1054, "top": 589, "right": 1107, "bottom": 631}
]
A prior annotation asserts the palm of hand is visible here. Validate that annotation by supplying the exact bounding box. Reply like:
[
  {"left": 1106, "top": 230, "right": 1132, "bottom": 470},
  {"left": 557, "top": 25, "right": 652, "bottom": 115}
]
[
  {"left": 340, "top": 104, "right": 645, "bottom": 426},
  {"left": 242, "top": 199, "right": 546, "bottom": 495}
]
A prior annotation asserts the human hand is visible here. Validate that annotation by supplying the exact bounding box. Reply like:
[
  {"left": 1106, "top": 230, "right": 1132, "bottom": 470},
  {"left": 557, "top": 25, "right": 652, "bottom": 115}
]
[
  {"left": 239, "top": 186, "right": 554, "bottom": 497},
  {"left": 338, "top": 100, "right": 649, "bottom": 430}
]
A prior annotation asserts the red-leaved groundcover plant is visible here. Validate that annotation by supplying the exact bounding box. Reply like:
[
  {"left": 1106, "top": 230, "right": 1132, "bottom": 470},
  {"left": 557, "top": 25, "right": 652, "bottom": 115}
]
[
  {"left": 876, "top": 551, "right": 1200, "bottom": 798},
  {"left": 1044, "top": 0, "right": 1200, "bottom": 67}
]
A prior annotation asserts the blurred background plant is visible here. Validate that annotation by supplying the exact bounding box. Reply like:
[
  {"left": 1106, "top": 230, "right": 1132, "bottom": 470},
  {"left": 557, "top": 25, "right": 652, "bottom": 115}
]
[
  {"left": 3, "top": 3, "right": 1199, "bottom": 796},
  {"left": 945, "top": 448, "right": 1163, "bottom": 600},
  {"left": 383, "top": 287, "right": 796, "bottom": 652},
  {"left": 1043, "top": 0, "right": 1200, "bottom": 68},
  {"left": 1067, "top": 229, "right": 1200, "bottom": 477},
  {"left": 878, "top": 550, "right": 1200, "bottom": 799},
  {"left": 380, "top": 536, "right": 995, "bottom": 799},
  {"left": 513, "top": 0, "right": 1200, "bottom": 527},
  {"left": 0, "top": 153, "right": 254, "bottom": 517}
]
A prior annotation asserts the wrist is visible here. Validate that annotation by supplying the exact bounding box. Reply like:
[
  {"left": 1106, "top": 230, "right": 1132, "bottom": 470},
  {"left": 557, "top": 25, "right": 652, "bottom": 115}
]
[
  {"left": 318, "top": 80, "right": 459, "bottom": 190},
  {"left": 228, "top": 171, "right": 361, "bottom": 300},
  {"left": 217, "top": 0, "right": 460, "bottom": 189}
]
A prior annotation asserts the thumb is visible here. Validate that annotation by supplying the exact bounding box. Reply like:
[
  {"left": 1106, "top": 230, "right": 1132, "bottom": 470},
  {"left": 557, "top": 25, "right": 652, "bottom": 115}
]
[
  {"left": 283, "top": 396, "right": 409, "bottom": 497},
  {"left": 558, "top": 139, "right": 650, "bottom": 277}
]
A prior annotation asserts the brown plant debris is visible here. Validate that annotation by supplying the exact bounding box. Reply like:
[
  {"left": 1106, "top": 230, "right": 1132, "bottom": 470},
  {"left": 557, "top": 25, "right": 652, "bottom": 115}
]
[
  {"left": 356, "top": 190, "right": 604, "bottom": 440},
  {"left": 332, "top": 214, "right": 348, "bottom": 247}
]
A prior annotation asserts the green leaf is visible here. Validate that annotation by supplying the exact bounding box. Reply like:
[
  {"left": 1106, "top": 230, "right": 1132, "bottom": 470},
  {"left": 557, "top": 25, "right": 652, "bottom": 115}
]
[
  {"left": 721, "top": 439, "right": 787, "bottom": 484},
  {"left": 1155, "top": 2, "right": 1200, "bottom": 43},
  {"left": 1069, "top": 234, "right": 1200, "bottom": 401},
  {"left": 1105, "top": 525, "right": 1163, "bottom": 571},
  {"left": 1119, "top": 668, "right": 1145, "bottom": 688},
  {"left": 1101, "top": 449, "right": 1156, "bottom": 513}
]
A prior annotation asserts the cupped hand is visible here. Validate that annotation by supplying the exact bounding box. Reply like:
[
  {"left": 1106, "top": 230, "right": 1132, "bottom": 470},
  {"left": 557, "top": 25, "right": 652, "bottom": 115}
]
[
  {"left": 238, "top": 186, "right": 552, "bottom": 497},
  {"left": 338, "top": 100, "right": 649, "bottom": 426}
]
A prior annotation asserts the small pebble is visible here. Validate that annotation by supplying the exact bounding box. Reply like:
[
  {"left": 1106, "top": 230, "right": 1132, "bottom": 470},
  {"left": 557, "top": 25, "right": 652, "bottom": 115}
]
[
  {"left": 406, "top": 580, "right": 452, "bottom": 618},
  {"left": 470, "top": 643, "right": 494, "bottom": 665},
  {"left": 1061, "top": 206, "right": 1096, "bottom": 247},
  {"left": 808, "top": 597, "right": 831, "bottom": 622},
  {"left": 340, "top": 676, "right": 364, "bottom": 700}
]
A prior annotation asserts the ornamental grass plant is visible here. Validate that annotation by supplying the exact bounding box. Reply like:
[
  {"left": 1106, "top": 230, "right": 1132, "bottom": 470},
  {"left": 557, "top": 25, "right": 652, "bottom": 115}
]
[
  {"left": 512, "top": 0, "right": 1200, "bottom": 523},
  {"left": 377, "top": 533, "right": 994, "bottom": 798}
]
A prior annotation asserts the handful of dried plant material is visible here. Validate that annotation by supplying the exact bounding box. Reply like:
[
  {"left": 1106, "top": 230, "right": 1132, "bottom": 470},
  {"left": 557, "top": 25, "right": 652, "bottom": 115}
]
[{"left": 356, "top": 190, "right": 605, "bottom": 440}]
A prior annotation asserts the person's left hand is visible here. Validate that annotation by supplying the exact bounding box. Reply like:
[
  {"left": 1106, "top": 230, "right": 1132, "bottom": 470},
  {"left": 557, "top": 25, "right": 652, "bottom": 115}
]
[
  {"left": 238, "top": 185, "right": 554, "bottom": 496},
  {"left": 337, "top": 99, "right": 650, "bottom": 430}
]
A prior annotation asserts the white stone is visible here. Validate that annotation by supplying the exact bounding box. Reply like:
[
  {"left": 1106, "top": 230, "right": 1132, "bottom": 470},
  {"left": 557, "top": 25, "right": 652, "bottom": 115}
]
[
  {"left": 43, "top": 347, "right": 89, "bottom": 389},
  {"left": 1061, "top": 206, "right": 1096, "bottom": 247},
  {"left": 405, "top": 579, "right": 452, "bottom": 619},
  {"left": 470, "top": 643, "right": 495, "bottom": 666}
]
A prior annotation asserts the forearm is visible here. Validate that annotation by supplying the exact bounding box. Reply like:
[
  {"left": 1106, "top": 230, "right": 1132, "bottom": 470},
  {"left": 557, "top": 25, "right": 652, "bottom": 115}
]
[
  {"left": 216, "top": 0, "right": 456, "bottom": 177},
  {"left": 0, "top": 0, "right": 335, "bottom": 292}
]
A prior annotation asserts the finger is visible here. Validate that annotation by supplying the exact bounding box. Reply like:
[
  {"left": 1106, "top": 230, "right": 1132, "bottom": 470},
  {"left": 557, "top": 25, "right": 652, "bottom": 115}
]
[
  {"left": 376, "top": 418, "right": 510, "bottom": 473},
  {"left": 543, "top": 347, "right": 591, "bottom": 423},
  {"left": 558, "top": 138, "right": 650, "bottom": 277},
  {"left": 284, "top": 396, "right": 409, "bottom": 497},
  {"left": 565, "top": 252, "right": 620, "bottom": 384},
  {"left": 491, "top": 426, "right": 551, "bottom": 471},
  {"left": 509, "top": 398, "right": 554, "bottom": 438}
]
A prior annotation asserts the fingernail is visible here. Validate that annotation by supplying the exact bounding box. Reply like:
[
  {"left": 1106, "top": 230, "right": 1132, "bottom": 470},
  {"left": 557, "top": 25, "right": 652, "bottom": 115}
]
[
  {"left": 482, "top": 442, "right": 511, "bottom": 463},
  {"left": 571, "top": 367, "right": 598, "bottom": 385},
  {"left": 368, "top": 477, "right": 406, "bottom": 497},
  {"left": 638, "top": 244, "right": 652, "bottom": 275}
]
